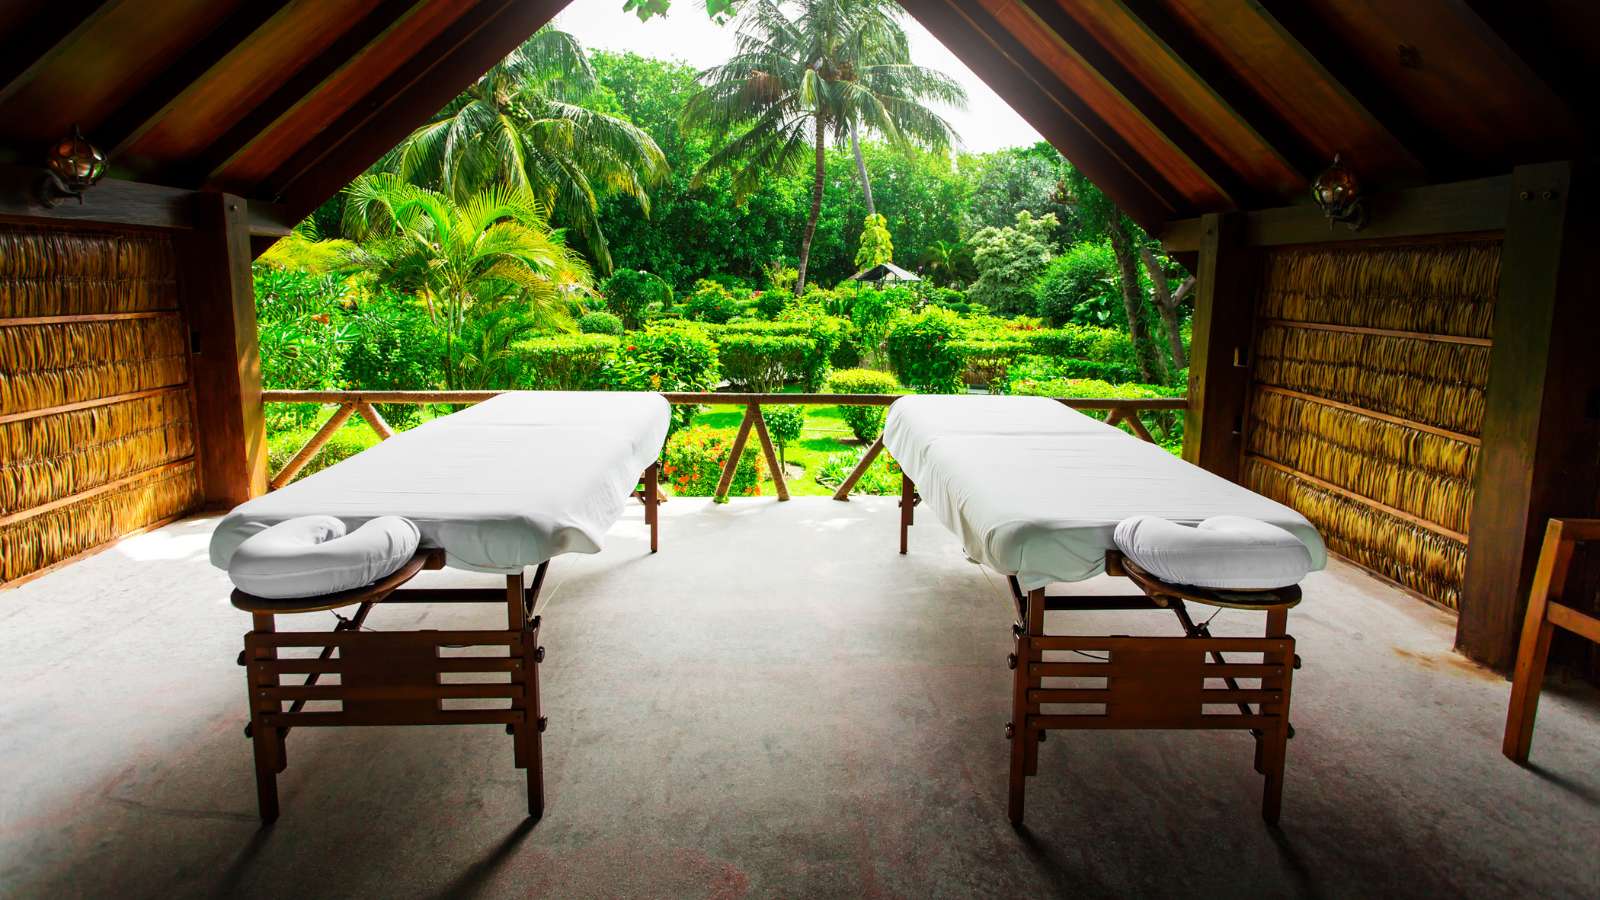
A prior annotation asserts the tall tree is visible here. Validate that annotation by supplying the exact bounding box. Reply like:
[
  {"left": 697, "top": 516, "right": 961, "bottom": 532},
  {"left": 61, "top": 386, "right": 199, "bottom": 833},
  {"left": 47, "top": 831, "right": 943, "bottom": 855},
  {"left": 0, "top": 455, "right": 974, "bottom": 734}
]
[
  {"left": 387, "top": 27, "right": 668, "bottom": 274},
  {"left": 342, "top": 175, "right": 591, "bottom": 389},
  {"left": 684, "top": 0, "right": 964, "bottom": 292},
  {"left": 1066, "top": 167, "right": 1168, "bottom": 384}
]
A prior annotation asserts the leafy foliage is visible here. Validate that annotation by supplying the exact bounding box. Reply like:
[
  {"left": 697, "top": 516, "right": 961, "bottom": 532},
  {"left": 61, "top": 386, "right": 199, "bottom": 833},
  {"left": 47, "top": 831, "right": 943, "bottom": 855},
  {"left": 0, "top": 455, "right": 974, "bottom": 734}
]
[
  {"left": 663, "top": 425, "right": 766, "bottom": 499},
  {"left": 854, "top": 213, "right": 894, "bottom": 270},
  {"left": 762, "top": 405, "right": 806, "bottom": 466},
  {"left": 578, "top": 310, "right": 624, "bottom": 335},
  {"left": 608, "top": 323, "right": 720, "bottom": 428},
  {"left": 968, "top": 210, "right": 1058, "bottom": 315},
  {"left": 814, "top": 447, "right": 901, "bottom": 494},
  {"left": 341, "top": 290, "right": 444, "bottom": 426},
  {"left": 602, "top": 268, "right": 672, "bottom": 329},
  {"left": 717, "top": 333, "right": 814, "bottom": 392},
  {"left": 826, "top": 367, "right": 901, "bottom": 440},
  {"left": 514, "top": 333, "right": 619, "bottom": 390},
  {"left": 884, "top": 306, "right": 966, "bottom": 394},
  {"left": 1034, "top": 240, "right": 1119, "bottom": 327}
]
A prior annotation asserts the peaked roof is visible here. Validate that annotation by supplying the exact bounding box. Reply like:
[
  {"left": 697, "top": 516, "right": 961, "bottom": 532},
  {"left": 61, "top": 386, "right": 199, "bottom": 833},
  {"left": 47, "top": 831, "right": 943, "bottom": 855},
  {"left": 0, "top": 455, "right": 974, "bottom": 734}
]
[
  {"left": 849, "top": 262, "right": 922, "bottom": 283},
  {"left": 0, "top": 1, "right": 1592, "bottom": 235}
]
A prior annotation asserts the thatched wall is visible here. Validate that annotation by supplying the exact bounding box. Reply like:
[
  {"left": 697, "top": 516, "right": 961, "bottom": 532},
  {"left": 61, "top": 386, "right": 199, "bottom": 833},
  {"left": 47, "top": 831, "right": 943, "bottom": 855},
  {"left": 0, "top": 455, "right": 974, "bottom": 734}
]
[
  {"left": 0, "top": 225, "right": 200, "bottom": 585},
  {"left": 1244, "top": 240, "right": 1501, "bottom": 608}
]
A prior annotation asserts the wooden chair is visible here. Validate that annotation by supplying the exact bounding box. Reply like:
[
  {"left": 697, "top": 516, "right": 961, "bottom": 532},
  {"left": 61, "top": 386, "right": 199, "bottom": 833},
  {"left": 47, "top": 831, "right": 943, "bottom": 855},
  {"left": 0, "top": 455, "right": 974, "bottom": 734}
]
[{"left": 1503, "top": 517, "right": 1600, "bottom": 763}]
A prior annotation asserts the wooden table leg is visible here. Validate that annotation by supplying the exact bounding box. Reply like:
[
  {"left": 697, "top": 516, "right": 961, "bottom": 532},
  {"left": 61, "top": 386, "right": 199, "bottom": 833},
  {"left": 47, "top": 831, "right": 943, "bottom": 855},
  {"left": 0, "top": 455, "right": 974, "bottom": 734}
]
[
  {"left": 1260, "top": 606, "right": 1291, "bottom": 824},
  {"left": 645, "top": 462, "right": 660, "bottom": 553},
  {"left": 1008, "top": 588, "right": 1046, "bottom": 826},
  {"left": 1504, "top": 522, "right": 1572, "bottom": 763},
  {"left": 899, "top": 472, "right": 915, "bottom": 555},
  {"left": 247, "top": 612, "right": 281, "bottom": 823}
]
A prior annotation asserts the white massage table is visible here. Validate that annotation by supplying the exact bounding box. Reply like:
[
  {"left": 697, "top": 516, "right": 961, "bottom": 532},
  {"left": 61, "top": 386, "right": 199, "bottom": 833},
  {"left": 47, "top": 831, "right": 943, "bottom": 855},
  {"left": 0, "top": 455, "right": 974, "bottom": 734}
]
[
  {"left": 882, "top": 395, "right": 1325, "bottom": 824},
  {"left": 213, "top": 391, "right": 671, "bottom": 822}
]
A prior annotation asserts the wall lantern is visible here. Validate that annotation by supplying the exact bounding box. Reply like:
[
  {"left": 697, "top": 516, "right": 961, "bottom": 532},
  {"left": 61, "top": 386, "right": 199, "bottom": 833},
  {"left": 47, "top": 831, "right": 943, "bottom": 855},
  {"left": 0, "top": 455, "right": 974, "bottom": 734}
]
[
  {"left": 37, "top": 125, "right": 107, "bottom": 207},
  {"left": 1311, "top": 154, "right": 1365, "bottom": 231}
]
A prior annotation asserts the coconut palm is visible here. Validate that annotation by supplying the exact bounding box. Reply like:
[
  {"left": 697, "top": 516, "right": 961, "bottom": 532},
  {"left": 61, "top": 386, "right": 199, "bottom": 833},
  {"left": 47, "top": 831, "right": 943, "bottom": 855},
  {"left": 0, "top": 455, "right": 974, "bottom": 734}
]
[
  {"left": 342, "top": 174, "right": 591, "bottom": 389},
  {"left": 387, "top": 27, "right": 668, "bottom": 275},
  {"left": 684, "top": 0, "right": 965, "bottom": 292}
]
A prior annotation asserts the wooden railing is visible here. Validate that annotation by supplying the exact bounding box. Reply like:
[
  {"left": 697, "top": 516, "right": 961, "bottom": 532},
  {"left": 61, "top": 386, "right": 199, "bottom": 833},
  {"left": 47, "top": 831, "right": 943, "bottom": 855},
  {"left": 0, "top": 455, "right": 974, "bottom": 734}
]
[{"left": 261, "top": 390, "right": 1187, "bottom": 500}]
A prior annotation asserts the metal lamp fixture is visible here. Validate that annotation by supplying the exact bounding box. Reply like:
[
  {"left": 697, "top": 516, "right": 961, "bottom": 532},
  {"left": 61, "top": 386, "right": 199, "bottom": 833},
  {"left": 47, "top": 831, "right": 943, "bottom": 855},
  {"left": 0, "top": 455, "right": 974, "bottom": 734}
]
[
  {"left": 37, "top": 125, "right": 107, "bottom": 207},
  {"left": 1311, "top": 153, "right": 1365, "bottom": 231}
]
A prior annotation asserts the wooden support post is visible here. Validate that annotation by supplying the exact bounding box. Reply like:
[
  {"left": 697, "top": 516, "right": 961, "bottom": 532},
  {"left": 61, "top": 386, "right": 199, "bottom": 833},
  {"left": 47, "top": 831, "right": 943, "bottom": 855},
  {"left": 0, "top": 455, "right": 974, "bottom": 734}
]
[
  {"left": 1183, "top": 212, "right": 1255, "bottom": 482},
  {"left": 353, "top": 400, "right": 394, "bottom": 440},
  {"left": 713, "top": 405, "right": 758, "bottom": 501},
  {"left": 182, "top": 191, "right": 268, "bottom": 505},
  {"left": 1461, "top": 161, "right": 1600, "bottom": 670},
  {"left": 832, "top": 435, "right": 886, "bottom": 501},
  {"left": 269, "top": 404, "right": 355, "bottom": 490},
  {"left": 748, "top": 404, "right": 789, "bottom": 501}
]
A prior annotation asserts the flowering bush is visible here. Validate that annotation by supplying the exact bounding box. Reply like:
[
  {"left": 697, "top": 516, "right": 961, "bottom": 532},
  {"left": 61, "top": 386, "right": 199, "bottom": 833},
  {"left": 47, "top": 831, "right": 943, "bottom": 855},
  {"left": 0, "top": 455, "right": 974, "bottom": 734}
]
[{"left": 662, "top": 425, "right": 766, "bottom": 501}]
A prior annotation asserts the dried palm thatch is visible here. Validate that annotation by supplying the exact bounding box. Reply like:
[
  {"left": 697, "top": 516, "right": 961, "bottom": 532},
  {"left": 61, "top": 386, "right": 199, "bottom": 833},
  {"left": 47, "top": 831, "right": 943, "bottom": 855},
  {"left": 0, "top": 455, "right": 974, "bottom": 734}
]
[
  {"left": 0, "top": 390, "right": 195, "bottom": 515},
  {"left": 1257, "top": 240, "right": 1500, "bottom": 339},
  {"left": 0, "top": 318, "right": 189, "bottom": 416},
  {"left": 0, "top": 227, "right": 179, "bottom": 317},
  {"left": 1254, "top": 324, "right": 1488, "bottom": 435},
  {"left": 1245, "top": 459, "right": 1466, "bottom": 607},
  {"left": 1247, "top": 391, "right": 1477, "bottom": 535},
  {"left": 0, "top": 462, "right": 199, "bottom": 585}
]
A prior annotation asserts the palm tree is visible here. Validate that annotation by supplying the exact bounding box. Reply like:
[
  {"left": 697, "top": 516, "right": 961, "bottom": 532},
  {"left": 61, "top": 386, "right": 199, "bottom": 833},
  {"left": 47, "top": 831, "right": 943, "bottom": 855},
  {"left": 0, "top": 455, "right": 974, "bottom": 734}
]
[
  {"left": 684, "top": 0, "right": 965, "bottom": 292},
  {"left": 387, "top": 27, "right": 668, "bottom": 275},
  {"left": 342, "top": 174, "right": 592, "bottom": 389},
  {"left": 919, "top": 238, "right": 970, "bottom": 286}
]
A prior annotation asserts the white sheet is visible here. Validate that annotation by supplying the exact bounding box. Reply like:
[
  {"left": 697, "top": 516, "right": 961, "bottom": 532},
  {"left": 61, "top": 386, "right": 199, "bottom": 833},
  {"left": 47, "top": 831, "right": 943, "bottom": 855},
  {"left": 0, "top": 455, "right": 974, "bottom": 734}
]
[
  {"left": 882, "top": 395, "right": 1325, "bottom": 590},
  {"left": 210, "top": 391, "right": 671, "bottom": 574}
]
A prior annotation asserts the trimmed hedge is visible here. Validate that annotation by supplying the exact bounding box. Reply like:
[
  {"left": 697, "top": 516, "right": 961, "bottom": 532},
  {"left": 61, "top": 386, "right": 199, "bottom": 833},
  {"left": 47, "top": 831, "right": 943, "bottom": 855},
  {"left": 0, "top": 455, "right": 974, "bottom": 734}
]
[
  {"left": 719, "top": 319, "right": 834, "bottom": 391},
  {"left": 884, "top": 307, "right": 966, "bottom": 394},
  {"left": 578, "top": 310, "right": 623, "bottom": 335},
  {"left": 826, "top": 368, "right": 902, "bottom": 441},
  {"left": 1023, "top": 324, "right": 1136, "bottom": 366},
  {"left": 949, "top": 337, "right": 1029, "bottom": 393},
  {"left": 513, "top": 334, "right": 619, "bottom": 390},
  {"left": 718, "top": 333, "right": 815, "bottom": 393}
]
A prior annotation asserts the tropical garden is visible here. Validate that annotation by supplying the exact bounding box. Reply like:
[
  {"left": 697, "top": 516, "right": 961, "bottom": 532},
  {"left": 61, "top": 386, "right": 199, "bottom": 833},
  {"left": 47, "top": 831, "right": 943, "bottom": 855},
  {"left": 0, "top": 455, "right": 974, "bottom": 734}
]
[{"left": 259, "top": 0, "right": 1193, "bottom": 498}]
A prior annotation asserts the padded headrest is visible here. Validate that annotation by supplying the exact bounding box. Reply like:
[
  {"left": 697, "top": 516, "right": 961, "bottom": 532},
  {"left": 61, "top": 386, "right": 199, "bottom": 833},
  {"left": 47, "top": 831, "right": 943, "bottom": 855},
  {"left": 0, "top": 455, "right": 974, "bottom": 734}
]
[
  {"left": 228, "top": 515, "right": 421, "bottom": 600},
  {"left": 1113, "top": 515, "right": 1313, "bottom": 590}
]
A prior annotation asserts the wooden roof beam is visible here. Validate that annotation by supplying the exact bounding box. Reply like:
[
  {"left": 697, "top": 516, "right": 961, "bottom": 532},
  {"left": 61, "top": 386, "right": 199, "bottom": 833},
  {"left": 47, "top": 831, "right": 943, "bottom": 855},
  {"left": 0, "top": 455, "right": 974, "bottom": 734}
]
[
  {"left": 1251, "top": 1, "right": 1434, "bottom": 181},
  {"left": 179, "top": 0, "right": 431, "bottom": 189},
  {"left": 265, "top": 0, "right": 570, "bottom": 223},
  {"left": 98, "top": 2, "right": 295, "bottom": 163},
  {"left": 1114, "top": 0, "right": 1321, "bottom": 186},
  {"left": 0, "top": 0, "right": 119, "bottom": 108},
  {"left": 1014, "top": 0, "right": 1259, "bottom": 210},
  {"left": 1455, "top": 1, "right": 1591, "bottom": 145},
  {"left": 900, "top": 0, "right": 1180, "bottom": 232}
]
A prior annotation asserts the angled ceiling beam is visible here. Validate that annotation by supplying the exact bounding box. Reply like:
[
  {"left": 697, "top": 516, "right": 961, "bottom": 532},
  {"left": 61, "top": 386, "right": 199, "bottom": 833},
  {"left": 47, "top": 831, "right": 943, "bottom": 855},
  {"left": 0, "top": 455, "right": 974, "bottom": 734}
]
[
  {"left": 179, "top": 0, "right": 430, "bottom": 187},
  {"left": 1252, "top": 1, "right": 1434, "bottom": 180},
  {"left": 0, "top": 0, "right": 119, "bottom": 108},
  {"left": 1454, "top": 0, "right": 1591, "bottom": 144},
  {"left": 265, "top": 0, "right": 570, "bottom": 224},
  {"left": 900, "top": 0, "right": 1180, "bottom": 232},
  {"left": 1015, "top": 0, "right": 1258, "bottom": 210},
  {"left": 1115, "top": 0, "right": 1320, "bottom": 185},
  {"left": 98, "top": 1, "right": 295, "bottom": 161}
]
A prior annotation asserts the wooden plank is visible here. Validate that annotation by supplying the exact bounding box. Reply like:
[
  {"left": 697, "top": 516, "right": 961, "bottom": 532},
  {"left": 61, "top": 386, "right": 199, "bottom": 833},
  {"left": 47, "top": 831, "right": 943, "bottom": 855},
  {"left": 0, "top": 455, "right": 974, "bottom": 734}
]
[
  {"left": 1259, "top": 318, "right": 1492, "bottom": 349},
  {"left": 0, "top": 1, "right": 119, "bottom": 108},
  {"left": 353, "top": 400, "right": 394, "bottom": 440},
  {"left": 268, "top": 404, "right": 354, "bottom": 491},
  {"left": 1182, "top": 212, "right": 1253, "bottom": 481},
  {"left": 1462, "top": 161, "right": 1600, "bottom": 671},
  {"left": 747, "top": 404, "right": 789, "bottom": 501},
  {"left": 1032, "top": 714, "right": 1275, "bottom": 731},
  {"left": 248, "top": 629, "right": 519, "bottom": 649},
  {"left": 262, "top": 389, "right": 1188, "bottom": 411},
  {"left": 1547, "top": 603, "right": 1600, "bottom": 645},
  {"left": 0, "top": 458, "right": 192, "bottom": 527},
  {"left": 1160, "top": 175, "right": 1511, "bottom": 252},
  {"left": 0, "top": 163, "right": 193, "bottom": 231},
  {"left": 898, "top": 0, "right": 1177, "bottom": 232},
  {"left": 267, "top": 0, "right": 569, "bottom": 222},
  {"left": 0, "top": 310, "right": 179, "bottom": 327},
  {"left": 98, "top": 2, "right": 296, "bottom": 158},
  {"left": 0, "top": 385, "right": 187, "bottom": 427},
  {"left": 1250, "top": 454, "right": 1468, "bottom": 543},
  {"left": 183, "top": 0, "right": 431, "bottom": 186},
  {"left": 713, "top": 405, "right": 758, "bottom": 501},
  {"left": 180, "top": 192, "right": 266, "bottom": 504},
  {"left": 831, "top": 435, "right": 885, "bottom": 502}
]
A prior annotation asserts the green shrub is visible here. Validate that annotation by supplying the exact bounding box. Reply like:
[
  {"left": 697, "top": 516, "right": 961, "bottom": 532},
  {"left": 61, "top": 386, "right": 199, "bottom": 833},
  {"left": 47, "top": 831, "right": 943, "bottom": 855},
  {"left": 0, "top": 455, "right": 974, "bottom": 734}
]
[
  {"left": 268, "top": 418, "right": 382, "bottom": 482},
  {"left": 254, "top": 267, "right": 351, "bottom": 324},
  {"left": 829, "top": 320, "right": 863, "bottom": 369},
  {"left": 513, "top": 334, "right": 619, "bottom": 390},
  {"left": 762, "top": 406, "right": 805, "bottom": 466},
  {"left": 814, "top": 447, "right": 902, "bottom": 496},
  {"left": 950, "top": 337, "right": 1029, "bottom": 393},
  {"left": 1034, "top": 241, "right": 1120, "bottom": 326},
  {"left": 885, "top": 306, "right": 966, "bottom": 394},
  {"left": 755, "top": 288, "right": 792, "bottom": 320},
  {"left": 662, "top": 425, "right": 766, "bottom": 500},
  {"left": 1007, "top": 373, "right": 1186, "bottom": 452},
  {"left": 848, "top": 286, "right": 910, "bottom": 359},
  {"left": 826, "top": 368, "right": 902, "bottom": 440},
  {"left": 577, "top": 310, "right": 624, "bottom": 335},
  {"left": 341, "top": 291, "right": 442, "bottom": 427},
  {"left": 717, "top": 333, "right": 814, "bottom": 393},
  {"left": 761, "top": 310, "right": 843, "bottom": 391},
  {"left": 603, "top": 268, "right": 672, "bottom": 330},
  {"left": 1023, "top": 323, "right": 1133, "bottom": 363},
  {"left": 607, "top": 324, "right": 720, "bottom": 428},
  {"left": 683, "top": 280, "right": 741, "bottom": 324}
]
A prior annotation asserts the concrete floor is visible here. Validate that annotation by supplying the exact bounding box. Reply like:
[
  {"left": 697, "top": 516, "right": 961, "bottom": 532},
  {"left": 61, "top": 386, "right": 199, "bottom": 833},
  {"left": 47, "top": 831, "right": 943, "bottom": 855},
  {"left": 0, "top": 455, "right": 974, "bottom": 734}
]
[{"left": 2, "top": 497, "right": 1597, "bottom": 898}]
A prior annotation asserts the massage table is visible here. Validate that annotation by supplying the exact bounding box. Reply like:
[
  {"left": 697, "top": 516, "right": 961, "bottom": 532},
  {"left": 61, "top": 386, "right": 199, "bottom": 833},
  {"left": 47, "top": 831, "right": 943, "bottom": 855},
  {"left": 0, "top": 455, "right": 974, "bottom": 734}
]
[
  {"left": 210, "top": 391, "right": 671, "bottom": 822},
  {"left": 882, "top": 395, "right": 1326, "bottom": 824}
]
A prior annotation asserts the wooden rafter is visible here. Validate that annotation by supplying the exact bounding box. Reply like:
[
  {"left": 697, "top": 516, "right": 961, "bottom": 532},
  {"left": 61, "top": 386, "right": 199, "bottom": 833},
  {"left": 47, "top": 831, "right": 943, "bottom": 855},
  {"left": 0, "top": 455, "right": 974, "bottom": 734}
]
[
  {"left": 1114, "top": 0, "right": 1318, "bottom": 186},
  {"left": 1454, "top": 0, "right": 1590, "bottom": 144},
  {"left": 98, "top": 1, "right": 295, "bottom": 159},
  {"left": 1014, "top": 0, "right": 1256, "bottom": 210},
  {"left": 1251, "top": 1, "right": 1431, "bottom": 180},
  {"left": 0, "top": 0, "right": 117, "bottom": 108},
  {"left": 182, "top": 0, "right": 430, "bottom": 188},
  {"left": 900, "top": 0, "right": 1178, "bottom": 231},
  {"left": 267, "top": 0, "right": 567, "bottom": 220}
]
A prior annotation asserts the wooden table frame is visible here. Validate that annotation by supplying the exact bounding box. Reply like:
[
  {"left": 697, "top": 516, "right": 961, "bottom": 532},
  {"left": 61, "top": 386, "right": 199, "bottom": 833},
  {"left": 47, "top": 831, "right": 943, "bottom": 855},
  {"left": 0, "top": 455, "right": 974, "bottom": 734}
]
[
  {"left": 234, "top": 465, "right": 660, "bottom": 823},
  {"left": 1503, "top": 517, "right": 1600, "bottom": 763},
  {"left": 899, "top": 472, "right": 1300, "bottom": 825}
]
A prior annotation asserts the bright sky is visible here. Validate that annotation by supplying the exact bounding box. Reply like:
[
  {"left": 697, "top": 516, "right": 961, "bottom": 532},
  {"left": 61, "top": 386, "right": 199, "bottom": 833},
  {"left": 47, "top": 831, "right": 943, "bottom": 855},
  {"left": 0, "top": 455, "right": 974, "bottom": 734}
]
[{"left": 551, "top": 0, "right": 1045, "bottom": 153}]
